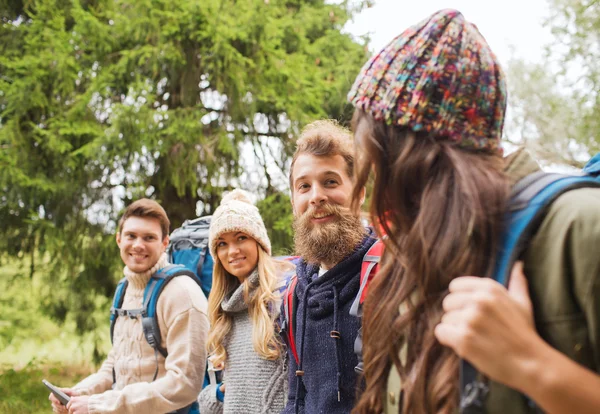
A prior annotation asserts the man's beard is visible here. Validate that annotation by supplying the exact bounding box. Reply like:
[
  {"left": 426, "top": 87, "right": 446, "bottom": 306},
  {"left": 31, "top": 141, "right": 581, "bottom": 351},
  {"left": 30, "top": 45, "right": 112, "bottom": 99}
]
[{"left": 293, "top": 203, "right": 366, "bottom": 267}]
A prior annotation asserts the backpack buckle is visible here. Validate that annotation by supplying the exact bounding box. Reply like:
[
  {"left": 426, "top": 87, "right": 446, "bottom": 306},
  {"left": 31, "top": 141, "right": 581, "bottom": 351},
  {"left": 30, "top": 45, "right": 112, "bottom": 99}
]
[
  {"left": 126, "top": 309, "right": 144, "bottom": 319},
  {"left": 354, "top": 362, "right": 364, "bottom": 374},
  {"left": 460, "top": 380, "right": 489, "bottom": 413},
  {"left": 146, "top": 332, "right": 157, "bottom": 347},
  {"left": 330, "top": 330, "right": 341, "bottom": 339}
]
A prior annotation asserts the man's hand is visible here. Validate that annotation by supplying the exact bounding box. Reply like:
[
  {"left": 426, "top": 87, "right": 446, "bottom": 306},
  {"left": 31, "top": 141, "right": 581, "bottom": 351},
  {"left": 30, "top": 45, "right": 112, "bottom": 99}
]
[
  {"left": 434, "top": 261, "right": 544, "bottom": 391},
  {"left": 49, "top": 388, "right": 79, "bottom": 414},
  {"left": 66, "top": 395, "right": 90, "bottom": 414}
]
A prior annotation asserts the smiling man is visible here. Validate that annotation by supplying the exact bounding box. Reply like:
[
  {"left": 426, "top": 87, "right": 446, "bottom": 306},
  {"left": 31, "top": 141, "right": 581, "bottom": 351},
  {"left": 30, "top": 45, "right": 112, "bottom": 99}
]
[
  {"left": 282, "top": 120, "right": 377, "bottom": 414},
  {"left": 49, "top": 199, "right": 208, "bottom": 414}
]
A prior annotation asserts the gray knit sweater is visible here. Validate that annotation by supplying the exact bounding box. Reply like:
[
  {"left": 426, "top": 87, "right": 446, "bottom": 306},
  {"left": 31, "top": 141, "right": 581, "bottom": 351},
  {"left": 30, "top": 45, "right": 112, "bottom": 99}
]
[{"left": 198, "top": 270, "right": 287, "bottom": 414}]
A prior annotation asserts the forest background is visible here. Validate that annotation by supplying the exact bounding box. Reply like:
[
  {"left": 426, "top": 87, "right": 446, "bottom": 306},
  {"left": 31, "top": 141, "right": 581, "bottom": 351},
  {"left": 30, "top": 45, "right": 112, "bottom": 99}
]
[{"left": 1, "top": 0, "right": 598, "bottom": 411}]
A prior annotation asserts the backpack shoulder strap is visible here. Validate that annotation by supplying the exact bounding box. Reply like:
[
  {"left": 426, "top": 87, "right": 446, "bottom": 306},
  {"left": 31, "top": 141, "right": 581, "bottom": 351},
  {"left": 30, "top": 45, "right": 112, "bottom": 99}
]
[
  {"left": 109, "top": 277, "right": 128, "bottom": 344},
  {"left": 460, "top": 168, "right": 600, "bottom": 414},
  {"left": 140, "top": 264, "right": 197, "bottom": 382},
  {"left": 349, "top": 238, "right": 384, "bottom": 375},
  {"left": 350, "top": 239, "right": 384, "bottom": 317},
  {"left": 282, "top": 275, "right": 300, "bottom": 365},
  {"left": 493, "top": 172, "right": 600, "bottom": 286},
  {"left": 269, "top": 269, "right": 295, "bottom": 318},
  {"left": 276, "top": 268, "right": 296, "bottom": 294},
  {"left": 141, "top": 265, "right": 197, "bottom": 359}
]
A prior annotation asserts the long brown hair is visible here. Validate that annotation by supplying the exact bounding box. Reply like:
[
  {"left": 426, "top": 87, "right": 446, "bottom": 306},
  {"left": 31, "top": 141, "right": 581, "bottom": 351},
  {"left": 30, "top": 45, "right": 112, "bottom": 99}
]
[{"left": 351, "top": 111, "right": 510, "bottom": 414}]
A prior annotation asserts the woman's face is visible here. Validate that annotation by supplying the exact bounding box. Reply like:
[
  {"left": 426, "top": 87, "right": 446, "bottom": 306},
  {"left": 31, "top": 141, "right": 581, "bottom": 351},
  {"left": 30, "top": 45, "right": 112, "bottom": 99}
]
[{"left": 216, "top": 231, "right": 259, "bottom": 282}]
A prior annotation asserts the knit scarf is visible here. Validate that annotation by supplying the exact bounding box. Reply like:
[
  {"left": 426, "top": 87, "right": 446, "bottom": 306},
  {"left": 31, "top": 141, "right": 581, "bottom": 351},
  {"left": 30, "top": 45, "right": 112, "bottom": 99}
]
[
  {"left": 123, "top": 253, "right": 170, "bottom": 291},
  {"left": 221, "top": 268, "right": 260, "bottom": 314}
]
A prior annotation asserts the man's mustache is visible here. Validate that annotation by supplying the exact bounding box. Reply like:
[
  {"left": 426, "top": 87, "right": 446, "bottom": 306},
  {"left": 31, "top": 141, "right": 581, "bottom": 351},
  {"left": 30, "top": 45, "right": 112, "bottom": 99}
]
[{"left": 299, "top": 203, "right": 345, "bottom": 221}]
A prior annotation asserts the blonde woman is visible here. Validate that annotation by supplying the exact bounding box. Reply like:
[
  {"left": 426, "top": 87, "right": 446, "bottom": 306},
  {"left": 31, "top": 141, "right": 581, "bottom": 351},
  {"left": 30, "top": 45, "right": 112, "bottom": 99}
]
[{"left": 198, "top": 189, "right": 293, "bottom": 414}]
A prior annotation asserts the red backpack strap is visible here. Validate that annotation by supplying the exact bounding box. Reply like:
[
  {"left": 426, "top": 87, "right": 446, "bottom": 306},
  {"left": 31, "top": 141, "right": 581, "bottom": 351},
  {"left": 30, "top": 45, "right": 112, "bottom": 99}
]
[
  {"left": 350, "top": 239, "right": 384, "bottom": 317},
  {"left": 283, "top": 275, "right": 300, "bottom": 365},
  {"left": 360, "top": 239, "right": 384, "bottom": 303}
]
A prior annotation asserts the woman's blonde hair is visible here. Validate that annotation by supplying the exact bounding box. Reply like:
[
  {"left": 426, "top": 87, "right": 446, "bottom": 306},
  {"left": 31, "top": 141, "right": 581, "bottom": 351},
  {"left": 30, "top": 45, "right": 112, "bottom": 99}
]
[{"left": 207, "top": 246, "right": 294, "bottom": 368}]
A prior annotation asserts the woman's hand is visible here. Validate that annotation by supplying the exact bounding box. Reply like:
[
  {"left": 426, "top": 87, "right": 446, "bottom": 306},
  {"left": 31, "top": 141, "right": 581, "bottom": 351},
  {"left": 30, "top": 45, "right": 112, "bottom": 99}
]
[{"left": 434, "top": 261, "right": 543, "bottom": 391}]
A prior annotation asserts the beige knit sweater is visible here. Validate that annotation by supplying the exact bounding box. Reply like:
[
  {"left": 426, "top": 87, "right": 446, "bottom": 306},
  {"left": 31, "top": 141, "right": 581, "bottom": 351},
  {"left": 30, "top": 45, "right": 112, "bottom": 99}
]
[{"left": 73, "top": 254, "right": 209, "bottom": 413}]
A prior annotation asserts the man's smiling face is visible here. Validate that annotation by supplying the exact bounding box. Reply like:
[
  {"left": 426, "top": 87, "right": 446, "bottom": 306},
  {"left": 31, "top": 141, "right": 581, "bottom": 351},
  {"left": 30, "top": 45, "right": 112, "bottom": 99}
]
[
  {"left": 291, "top": 153, "right": 354, "bottom": 220},
  {"left": 291, "top": 153, "right": 366, "bottom": 267},
  {"left": 116, "top": 216, "right": 168, "bottom": 273}
]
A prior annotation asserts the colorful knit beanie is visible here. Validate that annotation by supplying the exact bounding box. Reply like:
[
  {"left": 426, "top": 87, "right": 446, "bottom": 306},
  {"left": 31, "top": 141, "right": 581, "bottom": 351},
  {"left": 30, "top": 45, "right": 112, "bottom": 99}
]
[
  {"left": 348, "top": 9, "right": 507, "bottom": 153},
  {"left": 209, "top": 189, "right": 272, "bottom": 258}
]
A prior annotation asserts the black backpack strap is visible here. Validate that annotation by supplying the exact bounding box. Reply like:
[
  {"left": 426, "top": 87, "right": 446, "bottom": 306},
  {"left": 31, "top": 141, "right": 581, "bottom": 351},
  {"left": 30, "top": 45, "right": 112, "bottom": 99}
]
[
  {"left": 353, "top": 327, "right": 364, "bottom": 374},
  {"left": 459, "top": 363, "right": 489, "bottom": 414}
]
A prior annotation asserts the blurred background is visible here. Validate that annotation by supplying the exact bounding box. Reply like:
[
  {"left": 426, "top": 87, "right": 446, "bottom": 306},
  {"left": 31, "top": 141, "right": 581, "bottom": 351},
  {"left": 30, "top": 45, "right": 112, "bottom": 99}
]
[{"left": 1, "top": 0, "right": 598, "bottom": 411}]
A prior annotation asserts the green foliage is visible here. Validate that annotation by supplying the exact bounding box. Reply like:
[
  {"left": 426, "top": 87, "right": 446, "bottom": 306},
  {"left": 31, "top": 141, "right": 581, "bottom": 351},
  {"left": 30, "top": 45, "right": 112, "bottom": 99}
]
[
  {"left": 0, "top": 361, "right": 91, "bottom": 413},
  {"left": 257, "top": 191, "right": 294, "bottom": 256},
  {"left": 0, "top": 0, "right": 369, "bottom": 349},
  {"left": 546, "top": 0, "right": 600, "bottom": 160},
  {"left": 506, "top": 0, "right": 600, "bottom": 166},
  {"left": 0, "top": 261, "right": 40, "bottom": 349},
  {"left": 505, "top": 58, "right": 588, "bottom": 166},
  {"left": 0, "top": 256, "right": 111, "bottom": 366}
]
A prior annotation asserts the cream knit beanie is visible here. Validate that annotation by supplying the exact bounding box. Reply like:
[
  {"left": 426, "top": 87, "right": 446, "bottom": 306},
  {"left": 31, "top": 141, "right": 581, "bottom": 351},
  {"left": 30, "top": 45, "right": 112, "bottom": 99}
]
[{"left": 209, "top": 189, "right": 272, "bottom": 258}]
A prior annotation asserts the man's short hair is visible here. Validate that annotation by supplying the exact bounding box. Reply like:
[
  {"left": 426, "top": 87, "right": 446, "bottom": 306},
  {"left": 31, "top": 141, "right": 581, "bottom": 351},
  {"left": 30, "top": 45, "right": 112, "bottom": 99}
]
[
  {"left": 118, "top": 198, "right": 170, "bottom": 239},
  {"left": 289, "top": 120, "right": 355, "bottom": 189}
]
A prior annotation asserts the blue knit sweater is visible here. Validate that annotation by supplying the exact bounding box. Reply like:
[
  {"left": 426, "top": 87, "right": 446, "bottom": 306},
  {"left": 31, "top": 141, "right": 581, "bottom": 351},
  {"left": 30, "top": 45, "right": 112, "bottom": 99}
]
[{"left": 282, "top": 231, "right": 377, "bottom": 414}]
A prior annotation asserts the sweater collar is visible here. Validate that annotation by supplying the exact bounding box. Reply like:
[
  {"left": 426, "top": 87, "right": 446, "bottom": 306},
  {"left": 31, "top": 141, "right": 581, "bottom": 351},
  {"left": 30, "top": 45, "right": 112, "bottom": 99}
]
[
  {"left": 221, "top": 268, "right": 260, "bottom": 314},
  {"left": 123, "top": 253, "right": 170, "bottom": 291}
]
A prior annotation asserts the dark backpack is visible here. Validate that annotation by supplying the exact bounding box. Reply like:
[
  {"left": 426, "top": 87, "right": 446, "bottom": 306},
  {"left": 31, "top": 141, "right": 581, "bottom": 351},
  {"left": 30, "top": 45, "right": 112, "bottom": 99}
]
[
  {"left": 460, "top": 153, "right": 600, "bottom": 414},
  {"left": 110, "top": 264, "right": 201, "bottom": 414},
  {"left": 167, "top": 216, "right": 214, "bottom": 298}
]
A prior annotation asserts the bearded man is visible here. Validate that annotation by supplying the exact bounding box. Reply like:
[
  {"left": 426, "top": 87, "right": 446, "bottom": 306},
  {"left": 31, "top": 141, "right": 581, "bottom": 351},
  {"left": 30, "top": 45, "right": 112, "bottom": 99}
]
[{"left": 281, "top": 120, "right": 378, "bottom": 414}]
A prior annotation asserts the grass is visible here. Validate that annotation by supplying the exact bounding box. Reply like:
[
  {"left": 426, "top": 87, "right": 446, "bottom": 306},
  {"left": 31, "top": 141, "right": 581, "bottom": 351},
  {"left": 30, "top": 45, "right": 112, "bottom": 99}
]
[
  {"left": 0, "top": 361, "right": 93, "bottom": 413},
  {"left": 0, "top": 325, "right": 109, "bottom": 369},
  {"left": 0, "top": 256, "right": 109, "bottom": 412}
]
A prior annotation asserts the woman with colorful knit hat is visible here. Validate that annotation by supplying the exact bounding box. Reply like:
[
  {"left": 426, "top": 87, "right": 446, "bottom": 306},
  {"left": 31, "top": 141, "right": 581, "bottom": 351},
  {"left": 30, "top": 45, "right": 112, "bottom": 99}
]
[
  {"left": 197, "top": 189, "right": 293, "bottom": 414},
  {"left": 348, "top": 8, "right": 600, "bottom": 414}
]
